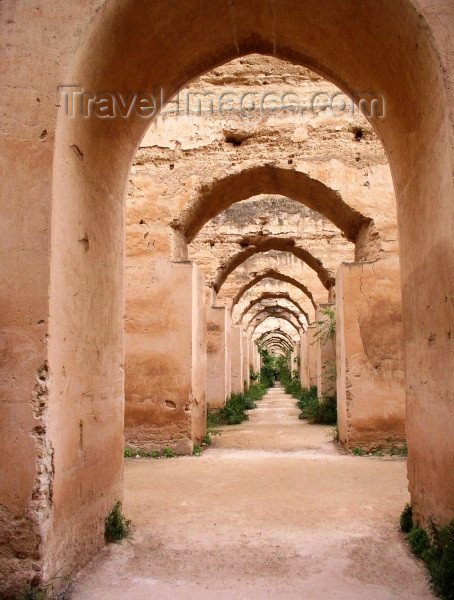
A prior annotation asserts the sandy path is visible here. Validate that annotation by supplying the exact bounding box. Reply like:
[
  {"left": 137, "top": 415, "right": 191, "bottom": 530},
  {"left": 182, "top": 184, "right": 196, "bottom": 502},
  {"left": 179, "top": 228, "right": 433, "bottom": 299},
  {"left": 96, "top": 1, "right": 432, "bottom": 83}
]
[{"left": 72, "top": 385, "right": 433, "bottom": 599}]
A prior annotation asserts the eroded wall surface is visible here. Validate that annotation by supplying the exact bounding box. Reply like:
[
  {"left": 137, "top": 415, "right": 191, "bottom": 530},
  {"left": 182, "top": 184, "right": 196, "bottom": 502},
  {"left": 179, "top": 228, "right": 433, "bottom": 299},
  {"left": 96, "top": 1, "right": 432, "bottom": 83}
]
[
  {"left": 206, "top": 306, "right": 231, "bottom": 409},
  {"left": 336, "top": 258, "right": 406, "bottom": 450},
  {"left": 315, "top": 304, "right": 336, "bottom": 398},
  {"left": 230, "top": 326, "right": 244, "bottom": 394},
  {"left": 124, "top": 260, "right": 206, "bottom": 454},
  {"left": 1, "top": 2, "right": 453, "bottom": 595}
]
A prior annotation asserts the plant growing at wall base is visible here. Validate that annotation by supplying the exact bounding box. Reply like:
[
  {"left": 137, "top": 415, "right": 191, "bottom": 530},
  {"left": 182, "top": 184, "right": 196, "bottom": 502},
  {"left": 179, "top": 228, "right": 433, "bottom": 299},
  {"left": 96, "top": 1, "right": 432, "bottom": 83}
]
[
  {"left": 104, "top": 501, "right": 131, "bottom": 543},
  {"left": 352, "top": 447, "right": 365, "bottom": 456},
  {"left": 207, "top": 383, "right": 266, "bottom": 426},
  {"left": 257, "top": 346, "right": 275, "bottom": 388},
  {"left": 401, "top": 507, "right": 454, "bottom": 600},
  {"left": 400, "top": 503, "right": 413, "bottom": 533},
  {"left": 192, "top": 444, "right": 202, "bottom": 456},
  {"left": 202, "top": 432, "right": 212, "bottom": 445}
]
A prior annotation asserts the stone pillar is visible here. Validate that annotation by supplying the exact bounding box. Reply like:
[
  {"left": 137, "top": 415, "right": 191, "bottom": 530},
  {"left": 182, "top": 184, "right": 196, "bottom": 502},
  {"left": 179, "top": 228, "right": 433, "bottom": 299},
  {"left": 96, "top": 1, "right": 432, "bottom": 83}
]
[
  {"left": 306, "top": 326, "right": 318, "bottom": 388},
  {"left": 230, "top": 326, "right": 244, "bottom": 394},
  {"left": 290, "top": 348, "right": 296, "bottom": 376},
  {"left": 206, "top": 305, "right": 231, "bottom": 410},
  {"left": 255, "top": 343, "right": 262, "bottom": 372},
  {"left": 300, "top": 331, "right": 309, "bottom": 386},
  {"left": 248, "top": 339, "right": 255, "bottom": 373},
  {"left": 253, "top": 341, "right": 262, "bottom": 373},
  {"left": 315, "top": 303, "right": 336, "bottom": 398},
  {"left": 242, "top": 334, "right": 250, "bottom": 390},
  {"left": 124, "top": 260, "right": 207, "bottom": 455},
  {"left": 336, "top": 257, "right": 406, "bottom": 450}
]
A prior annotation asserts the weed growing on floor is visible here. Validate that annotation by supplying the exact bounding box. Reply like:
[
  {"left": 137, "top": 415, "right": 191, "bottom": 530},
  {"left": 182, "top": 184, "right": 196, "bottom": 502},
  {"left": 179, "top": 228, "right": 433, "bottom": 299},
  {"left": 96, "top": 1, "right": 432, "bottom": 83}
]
[
  {"left": 352, "top": 446, "right": 365, "bottom": 456},
  {"left": 408, "top": 527, "right": 431, "bottom": 557},
  {"left": 105, "top": 502, "right": 131, "bottom": 543},
  {"left": 400, "top": 503, "right": 413, "bottom": 533},
  {"left": 124, "top": 447, "right": 177, "bottom": 458},
  {"left": 201, "top": 432, "right": 212, "bottom": 445},
  {"left": 400, "top": 506, "right": 454, "bottom": 600},
  {"left": 350, "top": 443, "right": 408, "bottom": 458},
  {"left": 390, "top": 443, "right": 408, "bottom": 456},
  {"left": 292, "top": 384, "right": 337, "bottom": 426},
  {"left": 19, "top": 579, "right": 71, "bottom": 600},
  {"left": 207, "top": 383, "right": 266, "bottom": 426},
  {"left": 278, "top": 358, "right": 338, "bottom": 427},
  {"left": 192, "top": 444, "right": 202, "bottom": 456}
]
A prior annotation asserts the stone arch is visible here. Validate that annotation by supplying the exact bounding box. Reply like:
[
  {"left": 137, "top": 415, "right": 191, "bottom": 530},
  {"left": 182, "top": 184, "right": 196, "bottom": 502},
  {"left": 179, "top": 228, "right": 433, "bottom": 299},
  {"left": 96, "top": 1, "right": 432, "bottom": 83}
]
[
  {"left": 42, "top": 0, "right": 454, "bottom": 580},
  {"left": 252, "top": 314, "right": 300, "bottom": 336},
  {"left": 257, "top": 329, "right": 296, "bottom": 347},
  {"left": 213, "top": 236, "right": 335, "bottom": 293},
  {"left": 239, "top": 292, "right": 308, "bottom": 324},
  {"left": 246, "top": 305, "right": 305, "bottom": 331},
  {"left": 231, "top": 269, "right": 317, "bottom": 309},
  {"left": 174, "top": 165, "right": 372, "bottom": 247},
  {"left": 264, "top": 344, "right": 290, "bottom": 356},
  {"left": 250, "top": 310, "right": 302, "bottom": 334},
  {"left": 260, "top": 340, "right": 293, "bottom": 356},
  {"left": 261, "top": 338, "right": 293, "bottom": 352}
]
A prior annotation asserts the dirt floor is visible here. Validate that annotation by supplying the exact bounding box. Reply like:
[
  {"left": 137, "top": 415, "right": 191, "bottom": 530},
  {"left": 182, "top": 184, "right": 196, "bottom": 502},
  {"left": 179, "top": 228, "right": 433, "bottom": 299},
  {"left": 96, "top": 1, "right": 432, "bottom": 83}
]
[{"left": 72, "top": 385, "right": 434, "bottom": 599}]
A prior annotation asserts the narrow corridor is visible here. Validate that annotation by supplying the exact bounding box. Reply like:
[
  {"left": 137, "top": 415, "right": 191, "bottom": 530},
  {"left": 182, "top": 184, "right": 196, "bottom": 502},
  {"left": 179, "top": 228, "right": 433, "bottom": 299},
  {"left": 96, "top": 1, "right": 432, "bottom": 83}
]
[{"left": 72, "top": 386, "right": 433, "bottom": 599}]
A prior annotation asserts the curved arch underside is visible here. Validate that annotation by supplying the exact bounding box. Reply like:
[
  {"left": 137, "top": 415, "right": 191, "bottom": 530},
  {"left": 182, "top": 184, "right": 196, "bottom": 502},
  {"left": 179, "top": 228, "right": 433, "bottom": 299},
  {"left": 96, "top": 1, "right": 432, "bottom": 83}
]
[
  {"left": 261, "top": 338, "right": 293, "bottom": 351},
  {"left": 246, "top": 304, "right": 305, "bottom": 331},
  {"left": 257, "top": 329, "right": 295, "bottom": 346},
  {"left": 176, "top": 165, "right": 370, "bottom": 244},
  {"left": 232, "top": 269, "right": 317, "bottom": 310},
  {"left": 213, "top": 236, "right": 335, "bottom": 292},
  {"left": 251, "top": 311, "right": 301, "bottom": 334},
  {"left": 252, "top": 314, "right": 300, "bottom": 335},
  {"left": 239, "top": 292, "right": 308, "bottom": 324}
]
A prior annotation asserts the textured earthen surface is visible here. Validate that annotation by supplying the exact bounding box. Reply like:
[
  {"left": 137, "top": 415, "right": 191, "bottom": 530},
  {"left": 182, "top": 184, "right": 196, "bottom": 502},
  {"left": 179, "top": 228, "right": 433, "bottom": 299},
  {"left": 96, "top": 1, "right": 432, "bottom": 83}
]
[
  {"left": 71, "top": 387, "right": 434, "bottom": 600},
  {"left": 206, "top": 306, "right": 231, "bottom": 410},
  {"left": 1, "top": 0, "right": 453, "bottom": 594},
  {"left": 124, "top": 260, "right": 206, "bottom": 454},
  {"left": 315, "top": 304, "right": 337, "bottom": 398},
  {"left": 336, "top": 258, "right": 406, "bottom": 450}
]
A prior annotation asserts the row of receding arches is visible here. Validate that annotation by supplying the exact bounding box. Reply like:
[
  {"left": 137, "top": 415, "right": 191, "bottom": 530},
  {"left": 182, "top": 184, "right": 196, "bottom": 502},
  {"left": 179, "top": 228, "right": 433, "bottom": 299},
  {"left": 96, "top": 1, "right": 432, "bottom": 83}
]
[
  {"left": 123, "top": 98, "right": 406, "bottom": 466},
  {"left": 2, "top": 1, "right": 453, "bottom": 593}
]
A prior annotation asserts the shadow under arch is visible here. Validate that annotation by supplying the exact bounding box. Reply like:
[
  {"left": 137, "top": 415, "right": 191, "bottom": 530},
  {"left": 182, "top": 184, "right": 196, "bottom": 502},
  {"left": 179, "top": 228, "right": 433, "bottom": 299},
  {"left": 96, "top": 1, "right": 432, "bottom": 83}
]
[
  {"left": 49, "top": 0, "right": 453, "bottom": 576},
  {"left": 213, "top": 236, "right": 335, "bottom": 293}
]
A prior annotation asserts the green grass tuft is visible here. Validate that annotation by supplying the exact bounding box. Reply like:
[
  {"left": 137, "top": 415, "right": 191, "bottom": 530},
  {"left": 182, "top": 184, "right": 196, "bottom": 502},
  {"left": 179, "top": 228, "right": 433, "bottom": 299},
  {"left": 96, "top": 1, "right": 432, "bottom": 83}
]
[{"left": 104, "top": 501, "right": 131, "bottom": 543}]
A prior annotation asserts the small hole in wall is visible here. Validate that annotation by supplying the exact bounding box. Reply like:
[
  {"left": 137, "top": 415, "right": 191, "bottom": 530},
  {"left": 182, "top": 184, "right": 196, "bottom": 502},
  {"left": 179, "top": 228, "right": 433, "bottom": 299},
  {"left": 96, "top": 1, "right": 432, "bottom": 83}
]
[
  {"left": 165, "top": 400, "right": 177, "bottom": 409},
  {"left": 169, "top": 163, "right": 174, "bottom": 170},
  {"left": 352, "top": 127, "right": 363, "bottom": 141},
  {"left": 139, "top": 219, "right": 147, "bottom": 225},
  {"left": 225, "top": 135, "right": 243, "bottom": 147},
  {"left": 288, "top": 159, "right": 293, "bottom": 165}
]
